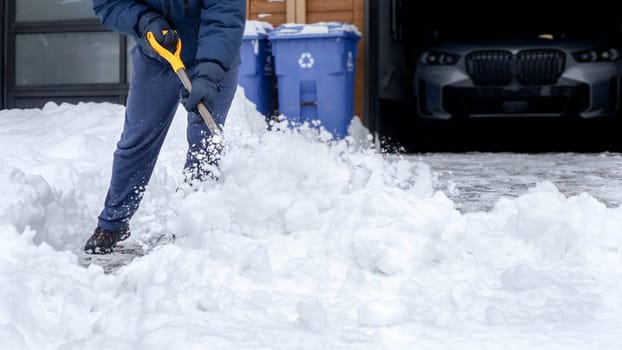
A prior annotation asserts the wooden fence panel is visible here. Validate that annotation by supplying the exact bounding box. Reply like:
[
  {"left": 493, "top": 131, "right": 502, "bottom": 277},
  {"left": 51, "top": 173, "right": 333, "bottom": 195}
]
[{"left": 248, "top": 0, "right": 287, "bottom": 27}]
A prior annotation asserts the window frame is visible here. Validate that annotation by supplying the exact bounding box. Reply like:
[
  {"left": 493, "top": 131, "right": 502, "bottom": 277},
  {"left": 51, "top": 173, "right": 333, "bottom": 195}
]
[
  {"left": 1, "top": 0, "right": 6, "bottom": 109},
  {"left": 5, "top": 1, "right": 131, "bottom": 109}
]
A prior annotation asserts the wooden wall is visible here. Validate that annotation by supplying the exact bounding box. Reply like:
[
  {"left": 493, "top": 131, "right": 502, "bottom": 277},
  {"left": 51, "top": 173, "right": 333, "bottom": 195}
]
[
  {"left": 247, "top": 0, "right": 365, "bottom": 120},
  {"left": 246, "top": 0, "right": 287, "bottom": 27}
]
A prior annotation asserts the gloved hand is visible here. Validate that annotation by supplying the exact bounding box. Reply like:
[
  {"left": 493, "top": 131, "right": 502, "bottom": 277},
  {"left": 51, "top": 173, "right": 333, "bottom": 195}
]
[
  {"left": 182, "top": 62, "right": 226, "bottom": 114},
  {"left": 138, "top": 11, "right": 178, "bottom": 54}
]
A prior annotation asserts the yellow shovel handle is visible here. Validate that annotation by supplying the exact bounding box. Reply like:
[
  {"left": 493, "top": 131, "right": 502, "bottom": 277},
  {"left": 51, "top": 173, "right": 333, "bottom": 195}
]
[
  {"left": 145, "top": 30, "right": 223, "bottom": 137},
  {"left": 146, "top": 30, "right": 184, "bottom": 72}
]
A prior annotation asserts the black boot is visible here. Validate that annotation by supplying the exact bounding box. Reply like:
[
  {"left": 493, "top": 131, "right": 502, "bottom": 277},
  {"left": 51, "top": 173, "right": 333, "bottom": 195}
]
[{"left": 84, "top": 227, "right": 131, "bottom": 254}]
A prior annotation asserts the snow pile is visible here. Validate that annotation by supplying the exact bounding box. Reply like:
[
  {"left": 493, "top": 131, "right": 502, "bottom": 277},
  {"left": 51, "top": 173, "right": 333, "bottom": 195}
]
[
  {"left": 1, "top": 91, "right": 622, "bottom": 349},
  {"left": 244, "top": 19, "right": 273, "bottom": 38},
  {"left": 269, "top": 22, "right": 361, "bottom": 38}
]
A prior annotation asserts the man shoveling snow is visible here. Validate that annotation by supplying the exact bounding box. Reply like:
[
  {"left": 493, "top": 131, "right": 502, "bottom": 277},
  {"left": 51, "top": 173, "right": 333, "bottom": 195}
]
[{"left": 84, "top": 0, "right": 246, "bottom": 254}]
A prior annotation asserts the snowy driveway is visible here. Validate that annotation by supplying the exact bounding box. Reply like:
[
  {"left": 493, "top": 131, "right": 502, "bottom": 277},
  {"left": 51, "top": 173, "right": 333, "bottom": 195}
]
[{"left": 418, "top": 152, "right": 622, "bottom": 212}]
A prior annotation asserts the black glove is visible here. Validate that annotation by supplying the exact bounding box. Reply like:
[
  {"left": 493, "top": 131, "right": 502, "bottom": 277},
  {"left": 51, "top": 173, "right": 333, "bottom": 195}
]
[
  {"left": 182, "top": 62, "right": 226, "bottom": 114},
  {"left": 138, "top": 12, "right": 178, "bottom": 54}
]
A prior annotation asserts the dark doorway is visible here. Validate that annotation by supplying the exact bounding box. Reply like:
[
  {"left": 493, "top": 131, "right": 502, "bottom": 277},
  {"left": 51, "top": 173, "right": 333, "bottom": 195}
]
[{"left": 365, "top": 0, "right": 622, "bottom": 152}]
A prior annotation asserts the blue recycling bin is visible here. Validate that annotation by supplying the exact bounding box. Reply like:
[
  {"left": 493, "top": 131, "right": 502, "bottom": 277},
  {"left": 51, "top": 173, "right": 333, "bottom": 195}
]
[
  {"left": 268, "top": 22, "right": 361, "bottom": 139},
  {"left": 239, "top": 20, "right": 275, "bottom": 118}
]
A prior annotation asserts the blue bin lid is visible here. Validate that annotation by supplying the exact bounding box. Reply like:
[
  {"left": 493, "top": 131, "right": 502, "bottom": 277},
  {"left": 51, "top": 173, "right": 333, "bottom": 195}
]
[
  {"left": 244, "top": 20, "right": 274, "bottom": 39},
  {"left": 268, "top": 22, "right": 361, "bottom": 40}
]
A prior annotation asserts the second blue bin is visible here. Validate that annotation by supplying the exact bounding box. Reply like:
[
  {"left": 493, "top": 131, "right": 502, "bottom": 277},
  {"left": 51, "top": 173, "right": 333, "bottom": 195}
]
[
  {"left": 240, "top": 20, "right": 276, "bottom": 118},
  {"left": 268, "top": 22, "right": 361, "bottom": 139}
]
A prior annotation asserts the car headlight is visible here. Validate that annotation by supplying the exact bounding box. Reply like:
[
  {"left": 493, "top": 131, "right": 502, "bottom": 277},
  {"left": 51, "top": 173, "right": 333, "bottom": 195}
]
[
  {"left": 420, "top": 51, "right": 460, "bottom": 65},
  {"left": 573, "top": 48, "right": 620, "bottom": 62}
]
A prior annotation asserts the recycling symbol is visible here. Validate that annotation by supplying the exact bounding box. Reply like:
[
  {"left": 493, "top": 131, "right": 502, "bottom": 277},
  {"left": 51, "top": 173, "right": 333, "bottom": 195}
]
[{"left": 298, "top": 52, "right": 314, "bottom": 68}]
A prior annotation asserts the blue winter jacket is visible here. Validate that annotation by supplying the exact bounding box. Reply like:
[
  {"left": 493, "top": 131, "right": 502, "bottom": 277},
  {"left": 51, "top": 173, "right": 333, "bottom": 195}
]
[{"left": 92, "top": 0, "right": 246, "bottom": 73}]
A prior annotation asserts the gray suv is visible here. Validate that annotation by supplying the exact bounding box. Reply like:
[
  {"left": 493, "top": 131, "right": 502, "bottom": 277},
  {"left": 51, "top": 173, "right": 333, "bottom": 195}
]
[{"left": 415, "top": 32, "right": 622, "bottom": 120}]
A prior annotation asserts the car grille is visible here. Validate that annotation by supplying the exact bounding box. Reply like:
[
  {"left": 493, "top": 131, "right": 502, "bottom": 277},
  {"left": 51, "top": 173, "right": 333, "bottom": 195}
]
[
  {"left": 516, "top": 50, "right": 565, "bottom": 85},
  {"left": 466, "top": 51, "right": 513, "bottom": 86},
  {"left": 466, "top": 49, "right": 565, "bottom": 86}
]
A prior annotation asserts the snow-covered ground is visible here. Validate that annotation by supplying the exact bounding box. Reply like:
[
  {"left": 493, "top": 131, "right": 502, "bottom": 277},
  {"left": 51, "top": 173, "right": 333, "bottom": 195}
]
[
  {"left": 421, "top": 152, "right": 622, "bottom": 212},
  {"left": 1, "top": 91, "right": 622, "bottom": 349}
]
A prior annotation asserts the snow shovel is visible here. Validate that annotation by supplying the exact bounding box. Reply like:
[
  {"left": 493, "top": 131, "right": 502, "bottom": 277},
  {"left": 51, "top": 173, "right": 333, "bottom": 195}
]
[{"left": 146, "top": 31, "right": 222, "bottom": 138}]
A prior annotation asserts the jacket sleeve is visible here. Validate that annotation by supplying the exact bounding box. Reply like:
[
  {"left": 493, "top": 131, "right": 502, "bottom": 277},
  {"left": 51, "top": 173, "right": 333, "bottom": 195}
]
[
  {"left": 196, "top": 0, "right": 247, "bottom": 72},
  {"left": 92, "top": 0, "right": 152, "bottom": 38}
]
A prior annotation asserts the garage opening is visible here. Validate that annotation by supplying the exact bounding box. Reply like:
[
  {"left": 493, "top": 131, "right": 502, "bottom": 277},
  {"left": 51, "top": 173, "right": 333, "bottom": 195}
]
[{"left": 366, "top": 1, "right": 622, "bottom": 152}]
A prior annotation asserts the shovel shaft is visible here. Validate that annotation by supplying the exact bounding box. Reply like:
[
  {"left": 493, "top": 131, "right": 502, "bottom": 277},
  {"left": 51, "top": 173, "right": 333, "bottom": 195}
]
[
  {"left": 147, "top": 31, "right": 222, "bottom": 137},
  {"left": 176, "top": 69, "right": 221, "bottom": 137}
]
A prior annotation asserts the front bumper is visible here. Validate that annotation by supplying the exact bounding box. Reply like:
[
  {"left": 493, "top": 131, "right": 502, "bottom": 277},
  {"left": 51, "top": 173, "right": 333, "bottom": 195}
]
[{"left": 416, "top": 61, "right": 620, "bottom": 119}]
